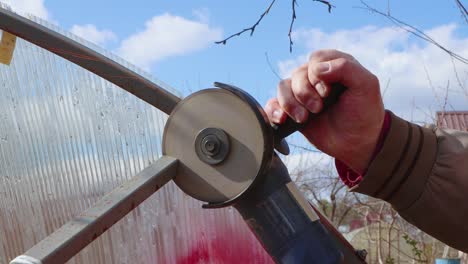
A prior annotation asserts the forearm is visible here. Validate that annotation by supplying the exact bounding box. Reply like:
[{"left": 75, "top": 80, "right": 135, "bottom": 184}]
[{"left": 338, "top": 111, "right": 468, "bottom": 251}]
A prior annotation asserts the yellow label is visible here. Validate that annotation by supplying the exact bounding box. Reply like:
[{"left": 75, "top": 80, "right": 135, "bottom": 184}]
[{"left": 0, "top": 31, "right": 17, "bottom": 65}]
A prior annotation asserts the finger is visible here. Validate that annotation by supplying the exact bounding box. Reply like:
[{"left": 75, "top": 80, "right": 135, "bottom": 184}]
[
  {"left": 264, "top": 98, "right": 287, "bottom": 124},
  {"left": 277, "top": 79, "right": 309, "bottom": 123},
  {"left": 308, "top": 49, "right": 355, "bottom": 65},
  {"left": 307, "top": 50, "right": 356, "bottom": 98},
  {"left": 290, "top": 67, "right": 323, "bottom": 113},
  {"left": 310, "top": 57, "right": 379, "bottom": 96}
]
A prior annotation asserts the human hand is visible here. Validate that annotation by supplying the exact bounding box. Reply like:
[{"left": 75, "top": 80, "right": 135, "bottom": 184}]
[{"left": 265, "top": 49, "right": 385, "bottom": 174}]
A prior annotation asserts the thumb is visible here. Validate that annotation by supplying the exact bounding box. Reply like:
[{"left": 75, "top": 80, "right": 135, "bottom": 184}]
[{"left": 310, "top": 58, "right": 379, "bottom": 95}]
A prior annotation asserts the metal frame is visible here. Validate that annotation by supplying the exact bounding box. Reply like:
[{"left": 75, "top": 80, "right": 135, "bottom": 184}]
[
  {"left": 0, "top": 6, "right": 187, "bottom": 263},
  {"left": 10, "top": 156, "right": 178, "bottom": 264}
]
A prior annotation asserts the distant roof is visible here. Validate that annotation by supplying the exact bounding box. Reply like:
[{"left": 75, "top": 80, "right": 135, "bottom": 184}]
[{"left": 436, "top": 111, "right": 468, "bottom": 131}]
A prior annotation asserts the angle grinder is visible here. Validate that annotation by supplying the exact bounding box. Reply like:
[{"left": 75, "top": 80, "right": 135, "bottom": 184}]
[{"left": 163, "top": 82, "right": 365, "bottom": 264}]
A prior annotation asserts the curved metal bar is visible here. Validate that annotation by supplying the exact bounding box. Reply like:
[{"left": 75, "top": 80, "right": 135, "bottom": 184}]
[{"left": 0, "top": 7, "right": 180, "bottom": 115}]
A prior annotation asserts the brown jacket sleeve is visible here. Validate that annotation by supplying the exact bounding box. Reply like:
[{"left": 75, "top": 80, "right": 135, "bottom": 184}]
[{"left": 351, "top": 111, "right": 468, "bottom": 252}]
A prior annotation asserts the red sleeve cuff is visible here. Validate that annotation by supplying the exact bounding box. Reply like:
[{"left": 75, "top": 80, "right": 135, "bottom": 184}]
[{"left": 335, "top": 111, "right": 391, "bottom": 188}]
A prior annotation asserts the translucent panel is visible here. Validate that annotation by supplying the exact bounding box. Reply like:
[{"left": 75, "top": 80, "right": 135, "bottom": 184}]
[{"left": 0, "top": 12, "right": 271, "bottom": 264}]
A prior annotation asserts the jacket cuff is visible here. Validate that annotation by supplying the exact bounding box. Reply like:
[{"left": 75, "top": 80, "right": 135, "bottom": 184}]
[{"left": 351, "top": 111, "right": 438, "bottom": 210}]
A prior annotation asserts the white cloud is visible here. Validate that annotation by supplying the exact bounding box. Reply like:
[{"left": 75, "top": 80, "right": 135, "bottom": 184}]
[
  {"left": 192, "top": 8, "right": 210, "bottom": 24},
  {"left": 1, "top": 0, "right": 49, "bottom": 19},
  {"left": 283, "top": 151, "right": 333, "bottom": 180},
  {"left": 117, "top": 13, "right": 222, "bottom": 69},
  {"left": 278, "top": 24, "right": 468, "bottom": 123},
  {"left": 70, "top": 24, "right": 117, "bottom": 46}
]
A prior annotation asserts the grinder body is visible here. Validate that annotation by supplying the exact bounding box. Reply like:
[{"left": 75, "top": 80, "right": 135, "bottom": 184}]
[{"left": 234, "top": 156, "right": 364, "bottom": 264}]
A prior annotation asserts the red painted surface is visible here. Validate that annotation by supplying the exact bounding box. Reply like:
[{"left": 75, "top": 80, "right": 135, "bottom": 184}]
[
  {"left": 177, "top": 235, "right": 274, "bottom": 264},
  {"left": 176, "top": 218, "right": 274, "bottom": 264}
]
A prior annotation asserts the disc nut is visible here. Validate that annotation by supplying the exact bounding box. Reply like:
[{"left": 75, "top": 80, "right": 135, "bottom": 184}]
[
  {"left": 201, "top": 135, "right": 220, "bottom": 156},
  {"left": 194, "top": 128, "right": 230, "bottom": 165}
]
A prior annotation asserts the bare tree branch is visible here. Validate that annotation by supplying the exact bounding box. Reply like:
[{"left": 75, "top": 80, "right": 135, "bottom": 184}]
[
  {"left": 288, "top": 0, "right": 298, "bottom": 52},
  {"left": 215, "top": 0, "right": 277, "bottom": 45},
  {"left": 288, "top": 142, "right": 321, "bottom": 152},
  {"left": 358, "top": 0, "right": 468, "bottom": 65},
  {"left": 454, "top": 0, "right": 468, "bottom": 24},
  {"left": 302, "top": 183, "right": 329, "bottom": 214},
  {"left": 450, "top": 56, "right": 468, "bottom": 99},
  {"left": 312, "top": 0, "right": 335, "bottom": 13},
  {"left": 264, "top": 52, "right": 282, "bottom": 80},
  {"left": 336, "top": 204, "right": 353, "bottom": 227},
  {"left": 288, "top": 0, "right": 335, "bottom": 52},
  {"left": 216, "top": 0, "right": 335, "bottom": 51},
  {"left": 382, "top": 78, "right": 391, "bottom": 99}
]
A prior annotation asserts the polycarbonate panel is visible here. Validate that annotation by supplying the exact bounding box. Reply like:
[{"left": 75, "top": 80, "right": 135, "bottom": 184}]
[{"left": 0, "top": 10, "right": 272, "bottom": 264}]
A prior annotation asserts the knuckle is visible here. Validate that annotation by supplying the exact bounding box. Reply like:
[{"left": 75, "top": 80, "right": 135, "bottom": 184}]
[
  {"left": 369, "top": 73, "right": 380, "bottom": 87},
  {"left": 291, "top": 67, "right": 307, "bottom": 80},
  {"left": 339, "top": 50, "right": 354, "bottom": 60},
  {"left": 278, "top": 97, "right": 295, "bottom": 114},
  {"left": 310, "top": 50, "right": 326, "bottom": 59},
  {"left": 293, "top": 88, "right": 309, "bottom": 104},
  {"left": 310, "top": 50, "right": 329, "bottom": 61},
  {"left": 291, "top": 64, "right": 308, "bottom": 75},
  {"left": 265, "top": 98, "right": 277, "bottom": 107},
  {"left": 277, "top": 79, "right": 290, "bottom": 91},
  {"left": 311, "top": 49, "right": 334, "bottom": 59},
  {"left": 336, "top": 57, "right": 352, "bottom": 70}
]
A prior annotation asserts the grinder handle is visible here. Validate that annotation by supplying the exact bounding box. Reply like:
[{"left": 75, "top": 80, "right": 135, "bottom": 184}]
[{"left": 274, "top": 83, "right": 346, "bottom": 140}]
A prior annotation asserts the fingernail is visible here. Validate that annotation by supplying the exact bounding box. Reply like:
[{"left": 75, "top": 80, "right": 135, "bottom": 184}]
[
  {"left": 306, "top": 99, "right": 321, "bottom": 113},
  {"left": 293, "top": 107, "right": 307, "bottom": 123},
  {"left": 315, "top": 61, "right": 330, "bottom": 74},
  {"left": 272, "top": 109, "right": 282, "bottom": 121},
  {"left": 316, "top": 82, "right": 327, "bottom": 97}
]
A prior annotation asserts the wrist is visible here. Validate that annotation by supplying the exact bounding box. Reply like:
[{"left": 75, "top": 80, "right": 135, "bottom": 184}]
[
  {"left": 336, "top": 111, "right": 392, "bottom": 187},
  {"left": 342, "top": 110, "right": 390, "bottom": 174},
  {"left": 348, "top": 139, "right": 381, "bottom": 174}
]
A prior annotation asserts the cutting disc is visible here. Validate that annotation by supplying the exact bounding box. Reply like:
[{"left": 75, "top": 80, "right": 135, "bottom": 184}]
[{"left": 162, "top": 86, "right": 273, "bottom": 206}]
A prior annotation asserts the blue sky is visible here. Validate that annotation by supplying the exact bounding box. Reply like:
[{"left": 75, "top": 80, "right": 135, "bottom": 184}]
[{"left": 4, "top": 0, "right": 468, "bottom": 122}]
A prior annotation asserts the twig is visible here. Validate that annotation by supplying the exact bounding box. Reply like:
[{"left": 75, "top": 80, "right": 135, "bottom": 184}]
[
  {"left": 302, "top": 183, "right": 329, "bottom": 214},
  {"left": 358, "top": 0, "right": 468, "bottom": 65},
  {"left": 450, "top": 56, "right": 468, "bottom": 100},
  {"left": 382, "top": 78, "right": 391, "bottom": 99},
  {"left": 423, "top": 65, "right": 456, "bottom": 114},
  {"left": 288, "top": 1, "right": 335, "bottom": 52},
  {"left": 264, "top": 52, "right": 282, "bottom": 80},
  {"left": 288, "top": 0, "right": 298, "bottom": 52},
  {"left": 216, "top": 0, "right": 335, "bottom": 51},
  {"left": 336, "top": 206, "right": 353, "bottom": 227},
  {"left": 312, "top": 0, "right": 335, "bottom": 13},
  {"left": 288, "top": 142, "right": 321, "bottom": 152},
  {"left": 215, "top": 0, "right": 277, "bottom": 45},
  {"left": 454, "top": 0, "right": 468, "bottom": 24}
]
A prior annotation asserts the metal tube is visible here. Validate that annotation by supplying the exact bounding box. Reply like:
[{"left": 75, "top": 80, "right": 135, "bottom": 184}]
[
  {"left": 10, "top": 156, "right": 179, "bottom": 264},
  {"left": 0, "top": 7, "right": 181, "bottom": 115}
]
